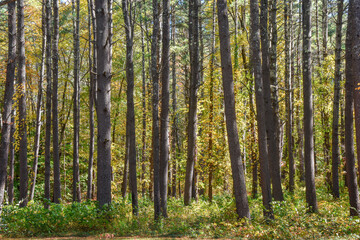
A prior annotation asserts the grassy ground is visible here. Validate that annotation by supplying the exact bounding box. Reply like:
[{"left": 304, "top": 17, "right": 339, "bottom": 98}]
[{"left": 0, "top": 185, "right": 359, "bottom": 239}]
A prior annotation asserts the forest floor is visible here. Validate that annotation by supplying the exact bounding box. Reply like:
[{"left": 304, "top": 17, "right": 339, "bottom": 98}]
[{"left": 1, "top": 182, "right": 360, "bottom": 239}]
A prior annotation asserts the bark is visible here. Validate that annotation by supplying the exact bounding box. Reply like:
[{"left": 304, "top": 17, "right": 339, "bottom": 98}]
[
  {"left": 285, "top": 0, "right": 294, "bottom": 193},
  {"left": 345, "top": 0, "right": 360, "bottom": 217},
  {"left": 122, "top": 0, "right": 138, "bottom": 216},
  {"left": 171, "top": 6, "right": 178, "bottom": 198},
  {"left": 303, "top": 0, "right": 318, "bottom": 213},
  {"left": 44, "top": 0, "right": 52, "bottom": 208},
  {"left": 217, "top": 0, "right": 250, "bottom": 219},
  {"left": 322, "top": 0, "right": 328, "bottom": 58},
  {"left": 87, "top": 0, "right": 96, "bottom": 200},
  {"left": 8, "top": 116, "right": 15, "bottom": 204},
  {"left": 29, "top": 0, "right": 45, "bottom": 201},
  {"left": 95, "top": 0, "right": 112, "bottom": 208},
  {"left": 250, "top": 0, "right": 273, "bottom": 218},
  {"left": 160, "top": 0, "right": 170, "bottom": 217},
  {"left": 260, "top": 0, "right": 283, "bottom": 202},
  {"left": 184, "top": 0, "right": 200, "bottom": 206},
  {"left": 331, "top": 0, "right": 343, "bottom": 199},
  {"left": 17, "top": 0, "right": 28, "bottom": 208},
  {"left": 0, "top": 0, "right": 16, "bottom": 206},
  {"left": 72, "top": 0, "right": 81, "bottom": 203},
  {"left": 151, "top": 0, "right": 161, "bottom": 220},
  {"left": 53, "top": 0, "right": 61, "bottom": 203}
]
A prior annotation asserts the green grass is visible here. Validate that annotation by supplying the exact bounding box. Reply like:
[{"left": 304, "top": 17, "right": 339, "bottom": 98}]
[{"left": 1, "top": 187, "right": 359, "bottom": 239}]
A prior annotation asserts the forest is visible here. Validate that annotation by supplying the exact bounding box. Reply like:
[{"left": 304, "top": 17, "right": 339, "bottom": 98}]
[{"left": 0, "top": 0, "right": 359, "bottom": 238}]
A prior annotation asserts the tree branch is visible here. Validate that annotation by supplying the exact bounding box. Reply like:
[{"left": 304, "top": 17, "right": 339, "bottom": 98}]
[{"left": 0, "top": 0, "right": 16, "bottom": 7}]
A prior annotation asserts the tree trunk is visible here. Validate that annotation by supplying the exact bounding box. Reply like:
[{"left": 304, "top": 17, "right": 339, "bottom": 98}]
[
  {"left": 72, "top": 0, "right": 81, "bottom": 203},
  {"left": 303, "top": 0, "right": 318, "bottom": 213},
  {"left": 331, "top": 0, "right": 343, "bottom": 199},
  {"left": 95, "top": 0, "right": 112, "bottom": 208},
  {"left": 17, "top": 0, "right": 28, "bottom": 208},
  {"left": 217, "top": 0, "right": 250, "bottom": 219},
  {"left": 250, "top": 0, "right": 273, "bottom": 218},
  {"left": 87, "top": 0, "right": 96, "bottom": 200},
  {"left": 260, "top": 0, "right": 283, "bottom": 202},
  {"left": 184, "top": 0, "right": 200, "bottom": 206},
  {"left": 160, "top": 0, "right": 170, "bottom": 217},
  {"left": 8, "top": 116, "right": 15, "bottom": 204},
  {"left": 151, "top": 0, "right": 161, "bottom": 220},
  {"left": 122, "top": 0, "right": 138, "bottom": 216},
  {"left": 345, "top": 0, "right": 360, "bottom": 217},
  {"left": 0, "top": 0, "right": 16, "bottom": 206},
  {"left": 29, "top": 0, "right": 45, "bottom": 201},
  {"left": 44, "top": 0, "right": 52, "bottom": 208},
  {"left": 53, "top": 0, "right": 61, "bottom": 203}
]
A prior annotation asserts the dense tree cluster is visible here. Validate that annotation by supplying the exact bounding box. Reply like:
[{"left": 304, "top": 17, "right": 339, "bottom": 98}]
[{"left": 0, "top": 0, "right": 359, "bottom": 220}]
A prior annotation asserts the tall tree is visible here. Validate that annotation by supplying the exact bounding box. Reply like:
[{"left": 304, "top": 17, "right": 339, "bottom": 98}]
[
  {"left": 160, "top": 0, "right": 170, "bottom": 217},
  {"left": 17, "top": 0, "right": 28, "bottom": 208},
  {"left": 303, "top": 0, "right": 318, "bottom": 212},
  {"left": 0, "top": 0, "right": 16, "bottom": 206},
  {"left": 8, "top": 116, "right": 15, "bottom": 204},
  {"left": 345, "top": 0, "right": 360, "bottom": 217},
  {"left": 250, "top": 0, "right": 273, "bottom": 218},
  {"left": 151, "top": 0, "right": 161, "bottom": 220},
  {"left": 72, "top": 0, "right": 81, "bottom": 203},
  {"left": 53, "top": 0, "right": 61, "bottom": 203},
  {"left": 29, "top": 0, "right": 46, "bottom": 201},
  {"left": 95, "top": 0, "right": 112, "bottom": 208},
  {"left": 184, "top": 0, "right": 200, "bottom": 206},
  {"left": 331, "top": 0, "right": 343, "bottom": 199},
  {"left": 217, "top": 0, "right": 250, "bottom": 219},
  {"left": 44, "top": 0, "right": 52, "bottom": 208},
  {"left": 122, "top": 0, "right": 138, "bottom": 216},
  {"left": 260, "top": 0, "right": 283, "bottom": 201}
]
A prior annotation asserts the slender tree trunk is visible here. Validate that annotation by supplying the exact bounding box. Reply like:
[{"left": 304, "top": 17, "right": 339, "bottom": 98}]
[
  {"left": 44, "top": 0, "right": 52, "bottom": 208},
  {"left": 53, "top": 0, "right": 61, "bottom": 203},
  {"left": 322, "top": 0, "right": 328, "bottom": 58},
  {"left": 331, "top": 0, "right": 343, "bottom": 199},
  {"left": 285, "top": 0, "right": 294, "bottom": 193},
  {"left": 171, "top": 6, "right": 178, "bottom": 198},
  {"left": 122, "top": 0, "right": 138, "bottom": 215},
  {"left": 87, "top": 0, "right": 96, "bottom": 200},
  {"left": 217, "top": 0, "right": 250, "bottom": 219},
  {"left": 184, "top": 0, "right": 200, "bottom": 206},
  {"left": 159, "top": 0, "right": 170, "bottom": 217},
  {"left": 17, "top": 0, "right": 28, "bottom": 208},
  {"left": 72, "top": 0, "right": 81, "bottom": 203},
  {"left": 95, "top": 0, "right": 112, "bottom": 208},
  {"left": 303, "top": 0, "right": 318, "bottom": 213},
  {"left": 250, "top": 0, "right": 273, "bottom": 218},
  {"left": 345, "top": 0, "right": 360, "bottom": 217},
  {"left": 29, "top": 0, "right": 45, "bottom": 201},
  {"left": 0, "top": 0, "right": 16, "bottom": 206},
  {"left": 260, "top": 0, "right": 283, "bottom": 202},
  {"left": 151, "top": 0, "right": 161, "bottom": 220}
]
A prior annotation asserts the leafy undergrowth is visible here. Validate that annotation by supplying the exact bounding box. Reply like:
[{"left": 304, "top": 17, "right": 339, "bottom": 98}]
[{"left": 1, "top": 188, "right": 359, "bottom": 239}]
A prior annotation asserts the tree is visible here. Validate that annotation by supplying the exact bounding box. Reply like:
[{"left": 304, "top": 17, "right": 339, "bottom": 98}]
[
  {"left": 184, "top": 0, "right": 200, "bottom": 206},
  {"left": 344, "top": 0, "right": 360, "bottom": 217},
  {"left": 72, "top": 0, "right": 81, "bottom": 203},
  {"left": 160, "top": 0, "right": 170, "bottom": 217},
  {"left": 151, "top": 0, "right": 161, "bottom": 220},
  {"left": 53, "top": 0, "right": 61, "bottom": 203},
  {"left": 0, "top": 0, "right": 16, "bottom": 206},
  {"left": 260, "top": 0, "right": 283, "bottom": 201},
  {"left": 331, "top": 0, "right": 343, "bottom": 199},
  {"left": 250, "top": 0, "right": 273, "bottom": 218},
  {"left": 217, "top": 0, "right": 250, "bottom": 219},
  {"left": 122, "top": 0, "right": 138, "bottom": 215},
  {"left": 303, "top": 0, "right": 318, "bottom": 213},
  {"left": 17, "top": 0, "right": 28, "bottom": 208},
  {"left": 95, "top": 0, "right": 112, "bottom": 208}
]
